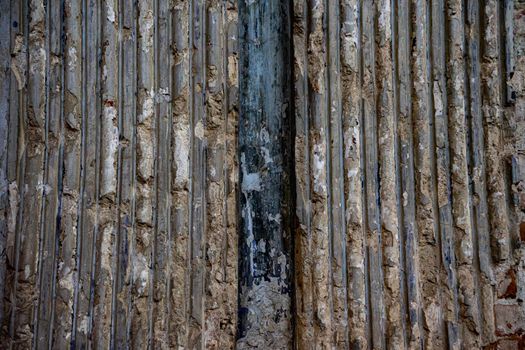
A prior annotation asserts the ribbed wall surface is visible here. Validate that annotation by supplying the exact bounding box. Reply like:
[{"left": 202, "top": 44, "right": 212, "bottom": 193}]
[
  {"left": 0, "top": 1, "right": 524, "bottom": 349},
  {"left": 1, "top": 0, "right": 239, "bottom": 348}
]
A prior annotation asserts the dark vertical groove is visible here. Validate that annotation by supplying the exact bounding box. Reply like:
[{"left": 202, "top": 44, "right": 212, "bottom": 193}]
[
  {"left": 110, "top": 0, "right": 125, "bottom": 346},
  {"left": 362, "top": 1, "right": 384, "bottom": 347},
  {"left": 87, "top": 0, "right": 102, "bottom": 344},
  {"left": 34, "top": 0, "right": 51, "bottom": 343},
  {"left": 187, "top": 0, "right": 195, "bottom": 344},
  {"left": 430, "top": 0, "right": 461, "bottom": 346},
  {"left": 47, "top": 0, "right": 66, "bottom": 345},
  {"left": 149, "top": 0, "right": 159, "bottom": 345},
  {"left": 71, "top": 0, "right": 87, "bottom": 344},
  {"left": 126, "top": 0, "right": 138, "bottom": 345},
  {"left": 165, "top": 0, "right": 173, "bottom": 344},
  {"left": 358, "top": 1, "right": 372, "bottom": 346},
  {"left": 0, "top": 0, "right": 12, "bottom": 338},
  {"left": 399, "top": 1, "right": 423, "bottom": 347},
  {"left": 391, "top": 1, "right": 409, "bottom": 347},
  {"left": 7, "top": 0, "right": 27, "bottom": 346},
  {"left": 323, "top": 0, "right": 335, "bottom": 339}
]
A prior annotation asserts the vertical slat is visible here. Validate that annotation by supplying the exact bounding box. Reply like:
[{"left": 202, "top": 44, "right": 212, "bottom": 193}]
[
  {"left": 171, "top": 0, "right": 191, "bottom": 347},
  {"left": 430, "top": 0, "right": 461, "bottom": 348},
  {"left": 112, "top": 0, "right": 137, "bottom": 347},
  {"left": 151, "top": 0, "right": 171, "bottom": 347},
  {"left": 396, "top": 1, "right": 424, "bottom": 348},
  {"left": 53, "top": 0, "right": 82, "bottom": 347},
  {"left": 376, "top": 0, "right": 404, "bottom": 348},
  {"left": 34, "top": 0, "right": 63, "bottom": 347},
  {"left": 189, "top": 0, "right": 206, "bottom": 346},
  {"left": 481, "top": 0, "right": 511, "bottom": 263},
  {"left": 203, "top": 1, "right": 236, "bottom": 347},
  {"left": 91, "top": 0, "right": 119, "bottom": 347},
  {"left": 5, "top": 1, "right": 25, "bottom": 346},
  {"left": 0, "top": 0, "right": 13, "bottom": 339},
  {"left": 306, "top": 0, "right": 334, "bottom": 346},
  {"left": 223, "top": 0, "right": 239, "bottom": 346},
  {"left": 362, "top": 1, "right": 385, "bottom": 347},
  {"left": 10, "top": 0, "right": 46, "bottom": 347},
  {"left": 72, "top": 0, "right": 102, "bottom": 346},
  {"left": 341, "top": 0, "right": 369, "bottom": 348},
  {"left": 131, "top": 0, "right": 155, "bottom": 347},
  {"left": 446, "top": 1, "right": 483, "bottom": 348},
  {"left": 327, "top": 0, "right": 348, "bottom": 346},
  {"left": 465, "top": 0, "right": 496, "bottom": 344},
  {"left": 293, "top": 0, "right": 315, "bottom": 346},
  {"left": 411, "top": 0, "right": 447, "bottom": 348}
]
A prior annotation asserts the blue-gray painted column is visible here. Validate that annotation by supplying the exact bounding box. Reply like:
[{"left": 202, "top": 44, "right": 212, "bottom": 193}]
[{"left": 237, "top": 0, "right": 293, "bottom": 348}]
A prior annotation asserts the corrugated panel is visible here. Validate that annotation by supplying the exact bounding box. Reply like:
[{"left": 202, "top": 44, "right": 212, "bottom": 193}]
[{"left": 0, "top": 1, "right": 524, "bottom": 349}]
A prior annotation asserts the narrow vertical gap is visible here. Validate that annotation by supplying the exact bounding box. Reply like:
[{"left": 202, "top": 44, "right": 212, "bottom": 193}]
[
  {"left": 34, "top": 0, "right": 51, "bottom": 343},
  {"left": 323, "top": 0, "right": 335, "bottom": 339},
  {"left": 70, "top": 0, "right": 88, "bottom": 344},
  {"left": 358, "top": 0, "right": 373, "bottom": 346},
  {"left": 47, "top": 0, "right": 66, "bottom": 345},
  {"left": 111, "top": 0, "right": 125, "bottom": 345},
  {"left": 9, "top": 0, "right": 29, "bottom": 346},
  {"left": 149, "top": 0, "right": 159, "bottom": 345},
  {"left": 391, "top": 0, "right": 409, "bottom": 347},
  {"left": 87, "top": 0, "right": 102, "bottom": 345}
]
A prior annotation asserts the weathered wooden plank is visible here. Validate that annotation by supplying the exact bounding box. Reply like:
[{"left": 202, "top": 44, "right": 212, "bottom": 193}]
[
  {"left": 430, "top": 0, "right": 461, "bottom": 348},
  {"left": 292, "top": 0, "right": 315, "bottom": 346},
  {"left": 465, "top": 0, "right": 497, "bottom": 344},
  {"left": 482, "top": 0, "right": 511, "bottom": 263},
  {"left": 361, "top": 1, "right": 385, "bottom": 347},
  {"left": 112, "top": 0, "right": 137, "bottom": 346},
  {"left": 411, "top": 1, "right": 447, "bottom": 348},
  {"left": 71, "top": 0, "right": 102, "bottom": 347},
  {"left": 0, "top": 0, "right": 13, "bottom": 339},
  {"left": 131, "top": 0, "right": 155, "bottom": 347},
  {"left": 306, "top": 0, "right": 335, "bottom": 347},
  {"left": 202, "top": 1, "right": 236, "bottom": 348},
  {"left": 91, "top": 0, "right": 119, "bottom": 347},
  {"left": 376, "top": 0, "right": 404, "bottom": 348},
  {"left": 188, "top": 0, "right": 206, "bottom": 346},
  {"left": 151, "top": 0, "right": 171, "bottom": 347},
  {"left": 10, "top": 0, "right": 46, "bottom": 347},
  {"left": 237, "top": 0, "right": 293, "bottom": 347},
  {"left": 340, "top": 0, "right": 369, "bottom": 348},
  {"left": 446, "top": 1, "right": 483, "bottom": 347},
  {"left": 34, "top": 0, "right": 63, "bottom": 347},
  {"left": 395, "top": 0, "right": 424, "bottom": 348},
  {"left": 52, "top": 0, "right": 82, "bottom": 347},
  {"left": 171, "top": 0, "right": 191, "bottom": 347},
  {"left": 326, "top": 0, "right": 348, "bottom": 346}
]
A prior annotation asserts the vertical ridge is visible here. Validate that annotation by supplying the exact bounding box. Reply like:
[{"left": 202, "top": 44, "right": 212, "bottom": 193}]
[
  {"left": 341, "top": 0, "right": 368, "bottom": 348},
  {"left": 327, "top": 0, "right": 349, "bottom": 346},
  {"left": 465, "top": 0, "right": 497, "bottom": 344},
  {"left": 430, "top": 0, "right": 461, "bottom": 347},
  {"left": 171, "top": 0, "right": 191, "bottom": 347},
  {"left": 307, "top": 0, "right": 333, "bottom": 346},
  {"left": 293, "top": 0, "right": 315, "bottom": 346},
  {"left": 376, "top": 0, "right": 404, "bottom": 348},
  {"left": 411, "top": 0, "right": 447, "bottom": 348},
  {"left": 362, "top": 1, "right": 385, "bottom": 347},
  {"left": 446, "top": 0, "right": 483, "bottom": 347}
]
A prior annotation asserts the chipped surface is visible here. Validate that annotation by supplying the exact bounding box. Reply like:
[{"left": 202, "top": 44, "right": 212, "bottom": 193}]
[{"left": 1, "top": 1, "right": 524, "bottom": 349}]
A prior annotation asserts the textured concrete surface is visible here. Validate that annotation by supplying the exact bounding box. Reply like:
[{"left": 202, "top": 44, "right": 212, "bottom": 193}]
[{"left": 0, "top": 0, "right": 524, "bottom": 349}]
